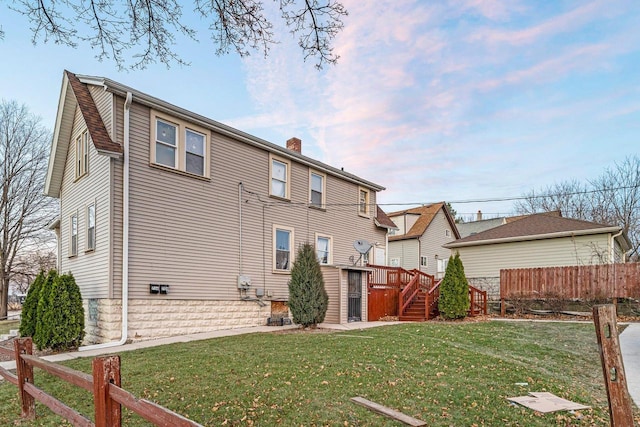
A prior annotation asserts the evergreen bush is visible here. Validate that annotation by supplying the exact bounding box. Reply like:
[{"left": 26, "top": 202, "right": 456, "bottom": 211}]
[
  {"left": 19, "top": 270, "right": 46, "bottom": 337},
  {"left": 288, "top": 243, "right": 329, "bottom": 328},
  {"left": 33, "top": 270, "right": 58, "bottom": 350},
  {"left": 45, "top": 273, "right": 85, "bottom": 350},
  {"left": 438, "top": 253, "right": 470, "bottom": 319}
]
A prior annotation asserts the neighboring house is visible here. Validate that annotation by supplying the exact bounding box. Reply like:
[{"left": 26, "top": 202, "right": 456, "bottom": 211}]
[
  {"left": 456, "top": 210, "right": 561, "bottom": 238},
  {"left": 44, "top": 71, "right": 391, "bottom": 344},
  {"left": 443, "top": 212, "right": 632, "bottom": 299},
  {"left": 387, "top": 203, "right": 460, "bottom": 278}
]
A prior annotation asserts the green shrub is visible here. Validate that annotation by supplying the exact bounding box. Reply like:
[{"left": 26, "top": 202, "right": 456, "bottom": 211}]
[
  {"left": 288, "top": 243, "right": 328, "bottom": 328},
  {"left": 33, "top": 270, "right": 58, "bottom": 350},
  {"left": 45, "top": 273, "right": 85, "bottom": 351},
  {"left": 19, "top": 271, "right": 46, "bottom": 337},
  {"left": 438, "top": 253, "right": 470, "bottom": 319}
]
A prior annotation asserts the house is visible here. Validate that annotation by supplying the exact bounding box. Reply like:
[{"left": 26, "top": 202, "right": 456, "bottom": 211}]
[
  {"left": 387, "top": 203, "right": 460, "bottom": 278},
  {"left": 44, "top": 71, "right": 392, "bottom": 344},
  {"left": 456, "top": 210, "right": 562, "bottom": 238},
  {"left": 443, "top": 212, "right": 632, "bottom": 299}
]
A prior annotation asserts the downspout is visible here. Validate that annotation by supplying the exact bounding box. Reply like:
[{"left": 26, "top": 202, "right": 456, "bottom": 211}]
[
  {"left": 239, "top": 182, "right": 243, "bottom": 276},
  {"left": 80, "top": 91, "right": 132, "bottom": 351}
]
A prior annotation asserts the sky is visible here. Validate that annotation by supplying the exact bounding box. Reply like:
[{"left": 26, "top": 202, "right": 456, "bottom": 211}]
[{"left": 1, "top": 0, "right": 639, "bottom": 220}]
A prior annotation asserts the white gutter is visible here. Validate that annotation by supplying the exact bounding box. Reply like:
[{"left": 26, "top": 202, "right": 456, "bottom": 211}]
[{"left": 80, "top": 91, "right": 132, "bottom": 351}]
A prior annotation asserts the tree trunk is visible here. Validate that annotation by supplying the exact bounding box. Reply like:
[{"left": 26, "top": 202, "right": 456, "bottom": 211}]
[{"left": 0, "top": 273, "right": 8, "bottom": 320}]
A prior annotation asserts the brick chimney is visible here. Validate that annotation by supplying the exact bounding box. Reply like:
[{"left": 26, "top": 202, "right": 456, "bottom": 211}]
[
  {"left": 286, "top": 137, "right": 301, "bottom": 153},
  {"left": 476, "top": 210, "right": 482, "bottom": 221}
]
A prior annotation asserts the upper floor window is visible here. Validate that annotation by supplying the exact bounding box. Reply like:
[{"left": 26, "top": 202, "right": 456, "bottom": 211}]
[
  {"left": 274, "top": 225, "right": 294, "bottom": 271},
  {"left": 270, "top": 155, "right": 290, "bottom": 199},
  {"left": 310, "top": 171, "right": 325, "bottom": 209},
  {"left": 75, "top": 131, "right": 89, "bottom": 179},
  {"left": 70, "top": 214, "right": 78, "bottom": 257},
  {"left": 420, "top": 256, "right": 428, "bottom": 267},
  {"left": 358, "top": 187, "right": 370, "bottom": 217},
  {"left": 86, "top": 203, "right": 96, "bottom": 251},
  {"left": 445, "top": 229, "right": 451, "bottom": 238},
  {"left": 315, "top": 234, "right": 332, "bottom": 265},
  {"left": 151, "top": 111, "right": 210, "bottom": 178}
]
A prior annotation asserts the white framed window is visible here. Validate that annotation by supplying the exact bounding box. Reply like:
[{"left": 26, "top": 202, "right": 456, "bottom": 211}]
[
  {"left": 420, "top": 256, "right": 428, "bottom": 267},
  {"left": 315, "top": 233, "right": 332, "bottom": 265},
  {"left": 155, "top": 118, "right": 178, "bottom": 168},
  {"left": 86, "top": 203, "right": 96, "bottom": 251},
  {"left": 270, "top": 155, "right": 290, "bottom": 199},
  {"left": 273, "top": 225, "right": 294, "bottom": 272},
  {"left": 70, "top": 213, "right": 78, "bottom": 257},
  {"left": 390, "top": 257, "right": 400, "bottom": 267},
  {"left": 150, "top": 111, "right": 210, "bottom": 178},
  {"left": 358, "top": 187, "right": 370, "bottom": 217},
  {"left": 309, "top": 170, "right": 326, "bottom": 209},
  {"left": 445, "top": 229, "right": 451, "bottom": 238},
  {"left": 437, "top": 258, "right": 449, "bottom": 275},
  {"left": 75, "top": 130, "right": 89, "bottom": 179}
]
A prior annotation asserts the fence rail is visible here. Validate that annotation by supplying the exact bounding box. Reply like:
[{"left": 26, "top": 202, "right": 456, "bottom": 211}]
[
  {"left": 0, "top": 338, "right": 202, "bottom": 426},
  {"left": 500, "top": 263, "right": 640, "bottom": 302}
]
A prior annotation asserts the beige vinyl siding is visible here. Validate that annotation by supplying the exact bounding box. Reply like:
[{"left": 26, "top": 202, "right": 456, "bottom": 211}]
[
  {"left": 322, "top": 266, "right": 340, "bottom": 323},
  {"left": 388, "top": 239, "right": 419, "bottom": 270},
  {"left": 418, "top": 209, "right": 456, "bottom": 276},
  {"left": 59, "top": 105, "right": 111, "bottom": 298},
  {"left": 124, "top": 101, "right": 386, "bottom": 301},
  {"left": 88, "top": 86, "right": 113, "bottom": 140},
  {"left": 456, "top": 233, "right": 614, "bottom": 279}
]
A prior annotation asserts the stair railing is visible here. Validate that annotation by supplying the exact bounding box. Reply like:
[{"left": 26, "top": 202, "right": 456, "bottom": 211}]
[
  {"left": 398, "top": 274, "right": 421, "bottom": 317},
  {"left": 426, "top": 279, "right": 442, "bottom": 320},
  {"left": 468, "top": 285, "right": 488, "bottom": 316}
]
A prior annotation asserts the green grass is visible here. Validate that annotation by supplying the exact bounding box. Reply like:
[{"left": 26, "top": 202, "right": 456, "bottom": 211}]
[
  {"left": 1, "top": 321, "right": 638, "bottom": 426},
  {"left": 0, "top": 320, "right": 19, "bottom": 336}
]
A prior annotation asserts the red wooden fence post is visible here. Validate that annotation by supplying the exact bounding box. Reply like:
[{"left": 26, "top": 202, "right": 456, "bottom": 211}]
[
  {"left": 593, "top": 304, "right": 634, "bottom": 426},
  {"left": 93, "top": 355, "right": 122, "bottom": 427},
  {"left": 14, "top": 338, "right": 35, "bottom": 419}
]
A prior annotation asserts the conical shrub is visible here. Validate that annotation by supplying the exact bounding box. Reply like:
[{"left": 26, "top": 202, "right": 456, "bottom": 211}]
[
  {"left": 288, "top": 243, "right": 328, "bottom": 328},
  {"left": 19, "top": 270, "right": 46, "bottom": 337}
]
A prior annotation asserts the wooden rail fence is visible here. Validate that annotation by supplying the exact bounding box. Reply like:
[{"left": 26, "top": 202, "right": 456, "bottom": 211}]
[
  {"left": 500, "top": 263, "right": 640, "bottom": 302},
  {"left": 0, "top": 338, "right": 202, "bottom": 426}
]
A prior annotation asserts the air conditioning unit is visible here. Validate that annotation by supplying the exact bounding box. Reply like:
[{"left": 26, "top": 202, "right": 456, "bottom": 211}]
[{"left": 237, "top": 275, "right": 251, "bottom": 289}]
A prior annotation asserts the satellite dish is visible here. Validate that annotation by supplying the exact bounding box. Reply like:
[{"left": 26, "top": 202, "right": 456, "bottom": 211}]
[{"left": 353, "top": 239, "right": 373, "bottom": 255}]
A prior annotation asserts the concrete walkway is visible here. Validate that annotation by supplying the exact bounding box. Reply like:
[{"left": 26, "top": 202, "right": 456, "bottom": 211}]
[
  {"left": 620, "top": 323, "right": 640, "bottom": 407},
  {"left": 0, "top": 321, "right": 402, "bottom": 372}
]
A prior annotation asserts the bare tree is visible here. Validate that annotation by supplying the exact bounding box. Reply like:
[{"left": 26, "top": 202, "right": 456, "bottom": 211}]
[
  {"left": 514, "top": 155, "right": 640, "bottom": 259},
  {"left": 5, "top": 0, "right": 347, "bottom": 69},
  {"left": 0, "top": 101, "right": 56, "bottom": 320},
  {"left": 11, "top": 248, "right": 57, "bottom": 295}
]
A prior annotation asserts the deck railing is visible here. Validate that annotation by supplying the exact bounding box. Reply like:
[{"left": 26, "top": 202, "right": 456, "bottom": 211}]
[
  {"left": 469, "top": 285, "right": 488, "bottom": 317},
  {"left": 426, "top": 279, "right": 442, "bottom": 320},
  {"left": 0, "top": 338, "right": 201, "bottom": 427}
]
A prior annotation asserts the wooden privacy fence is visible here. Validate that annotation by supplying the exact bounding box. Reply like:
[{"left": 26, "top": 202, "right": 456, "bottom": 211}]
[
  {"left": 500, "top": 263, "right": 640, "bottom": 303},
  {"left": 0, "top": 338, "right": 201, "bottom": 427}
]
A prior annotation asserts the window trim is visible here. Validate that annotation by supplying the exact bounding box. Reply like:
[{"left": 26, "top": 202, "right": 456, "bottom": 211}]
[
  {"left": 86, "top": 202, "right": 96, "bottom": 252},
  {"left": 315, "top": 233, "right": 333, "bottom": 265},
  {"left": 273, "top": 225, "right": 295, "bottom": 273},
  {"left": 70, "top": 213, "right": 78, "bottom": 257},
  {"left": 420, "top": 256, "right": 428, "bottom": 268},
  {"left": 150, "top": 110, "right": 211, "bottom": 178},
  {"left": 269, "top": 154, "right": 291, "bottom": 200},
  {"left": 358, "top": 186, "right": 371, "bottom": 218},
  {"left": 309, "top": 170, "right": 326, "bottom": 209},
  {"left": 75, "top": 130, "right": 89, "bottom": 179}
]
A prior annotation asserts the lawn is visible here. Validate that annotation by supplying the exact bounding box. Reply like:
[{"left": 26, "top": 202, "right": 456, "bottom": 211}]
[{"left": 0, "top": 321, "right": 637, "bottom": 426}]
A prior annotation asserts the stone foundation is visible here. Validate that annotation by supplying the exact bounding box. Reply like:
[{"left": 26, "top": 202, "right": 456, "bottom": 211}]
[
  {"left": 83, "top": 299, "right": 271, "bottom": 344},
  {"left": 467, "top": 277, "right": 500, "bottom": 300}
]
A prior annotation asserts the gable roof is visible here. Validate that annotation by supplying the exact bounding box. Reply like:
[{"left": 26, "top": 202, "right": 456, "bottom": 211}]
[
  {"left": 388, "top": 202, "right": 460, "bottom": 241},
  {"left": 45, "top": 71, "right": 385, "bottom": 198},
  {"left": 444, "top": 212, "right": 630, "bottom": 249},
  {"left": 375, "top": 206, "right": 398, "bottom": 230}
]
